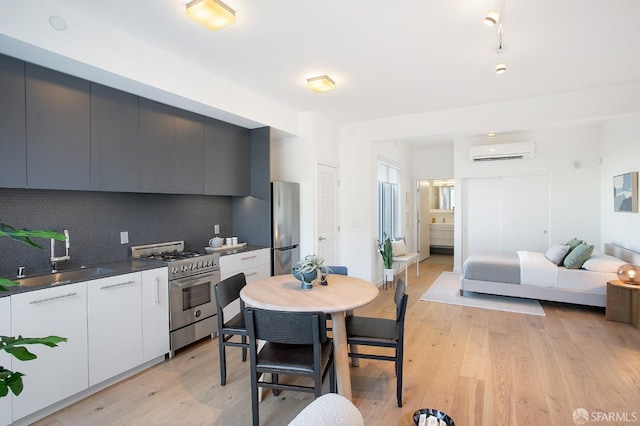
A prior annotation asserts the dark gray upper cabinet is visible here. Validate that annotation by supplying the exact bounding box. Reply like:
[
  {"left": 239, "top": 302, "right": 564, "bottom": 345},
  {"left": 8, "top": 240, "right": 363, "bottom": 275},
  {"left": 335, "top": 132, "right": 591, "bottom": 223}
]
[
  {"left": 26, "top": 64, "right": 91, "bottom": 190},
  {"left": 204, "top": 117, "right": 230, "bottom": 195},
  {"left": 228, "top": 125, "right": 251, "bottom": 196},
  {"left": 139, "top": 98, "right": 175, "bottom": 193},
  {"left": 90, "top": 83, "right": 140, "bottom": 192},
  {"left": 0, "top": 55, "right": 26, "bottom": 188},
  {"left": 174, "top": 109, "right": 204, "bottom": 194}
]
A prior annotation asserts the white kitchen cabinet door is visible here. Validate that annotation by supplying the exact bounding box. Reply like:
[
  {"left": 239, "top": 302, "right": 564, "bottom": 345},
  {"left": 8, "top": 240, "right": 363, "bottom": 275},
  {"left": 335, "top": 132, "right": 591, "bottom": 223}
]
[
  {"left": 87, "top": 273, "right": 142, "bottom": 386},
  {"left": 220, "top": 248, "right": 270, "bottom": 283},
  {"left": 0, "top": 297, "right": 12, "bottom": 426},
  {"left": 10, "top": 283, "right": 88, "bottom": 421},
  {"left": 141, "top": 268, "right": 169, "bottom": 362}
]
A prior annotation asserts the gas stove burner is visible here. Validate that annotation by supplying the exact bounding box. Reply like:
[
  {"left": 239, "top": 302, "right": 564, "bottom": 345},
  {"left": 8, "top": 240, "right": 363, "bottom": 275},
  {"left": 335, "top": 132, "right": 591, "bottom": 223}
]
[{"left": 146, "top": 250, "right": 203, "bottom": 262}]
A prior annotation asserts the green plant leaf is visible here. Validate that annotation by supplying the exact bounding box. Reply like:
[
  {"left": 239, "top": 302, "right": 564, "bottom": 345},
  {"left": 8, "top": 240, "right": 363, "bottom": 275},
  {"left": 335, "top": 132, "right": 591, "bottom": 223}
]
[
  {"left": 1, "top": 335, "right": 68, "bottom": 361},
  {"left": 0, "top": 221, "right": 66, "bottom": 250},
  {"left": 0, "top": 366, "right": 25, "bottom": 397},
  {"left": 0, "top": 277, "right": 19, "bottom": 292}
]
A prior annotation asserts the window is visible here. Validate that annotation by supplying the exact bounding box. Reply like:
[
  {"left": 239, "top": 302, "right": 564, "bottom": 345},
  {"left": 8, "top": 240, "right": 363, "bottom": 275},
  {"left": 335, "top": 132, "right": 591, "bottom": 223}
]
[{"left": 377, "top": 162, "right": 400, "bottom": 242}]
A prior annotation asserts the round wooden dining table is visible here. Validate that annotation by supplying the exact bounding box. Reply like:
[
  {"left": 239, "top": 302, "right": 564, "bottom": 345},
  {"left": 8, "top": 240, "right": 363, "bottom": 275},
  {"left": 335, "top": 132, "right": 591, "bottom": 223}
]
[{"left": 240, "top": 273, "right": 379, "bottom": 401}]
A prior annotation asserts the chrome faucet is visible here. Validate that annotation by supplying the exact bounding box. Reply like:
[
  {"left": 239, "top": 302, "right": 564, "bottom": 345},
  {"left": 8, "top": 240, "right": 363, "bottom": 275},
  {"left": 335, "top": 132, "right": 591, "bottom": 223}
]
[{"left": 50, "top": 229, "right": 70, "bottom": 272}]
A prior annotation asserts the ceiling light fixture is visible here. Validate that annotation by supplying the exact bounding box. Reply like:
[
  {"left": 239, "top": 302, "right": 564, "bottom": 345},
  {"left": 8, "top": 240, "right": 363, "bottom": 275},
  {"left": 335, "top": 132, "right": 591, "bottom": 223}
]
[
  {"left": 484, "top": 10, "right": 500, "bottom": 26},
  {"left": 306, "top": 75, "right": 336, "bottom": 93},
  {"left": 186, "top": 0, "right": 236, "bottom": 31}
]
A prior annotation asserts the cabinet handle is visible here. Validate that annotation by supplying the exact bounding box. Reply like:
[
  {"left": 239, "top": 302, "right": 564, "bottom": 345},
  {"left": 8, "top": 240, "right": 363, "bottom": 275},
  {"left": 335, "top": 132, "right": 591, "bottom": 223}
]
[
  {"left": 241, "top": 255, "right": 257, "bottom": 261},
  {"left": 245, "top": 272, "right": 258, "bottom": 277},
  {"left": 100, "top": 280, "right": 137, "bottom": 290},
  {"left": 154, "top": 276, "right": 160, "bottom": 306},
  {"left": 29, "top": 292, "right": 78, "bottom": 304}
]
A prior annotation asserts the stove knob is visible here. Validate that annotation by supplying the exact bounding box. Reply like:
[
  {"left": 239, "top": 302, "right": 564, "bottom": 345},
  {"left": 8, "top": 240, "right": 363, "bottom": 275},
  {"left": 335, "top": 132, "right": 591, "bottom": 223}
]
[
  {"left": 172, "top": 267, "right": 179, "bottom": 275},
  {"left": 182, "top": 265, "right": 188, "bottom": 272}
]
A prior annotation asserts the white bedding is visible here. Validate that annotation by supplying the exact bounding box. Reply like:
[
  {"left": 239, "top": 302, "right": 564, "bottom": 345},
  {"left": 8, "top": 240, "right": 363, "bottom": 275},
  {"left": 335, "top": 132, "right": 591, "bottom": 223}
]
[
  {"left": 517, "top": 251, "right": 558, "bottom": 287},
  {"left": 460, "top": 244, "right": 640, "bottom": 307}
]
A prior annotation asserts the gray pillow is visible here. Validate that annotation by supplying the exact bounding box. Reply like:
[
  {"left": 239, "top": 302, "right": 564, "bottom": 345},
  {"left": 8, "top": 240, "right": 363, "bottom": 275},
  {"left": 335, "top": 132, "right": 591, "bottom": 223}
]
[
  {"left": 545, "top": 244, "right": 571, "bottom": 265},
  {"left": 563, "top": 243, "right": 594, "bottom": 269},
  {"left": 565, "top": 238, "right": 583, "bottom": 250}
]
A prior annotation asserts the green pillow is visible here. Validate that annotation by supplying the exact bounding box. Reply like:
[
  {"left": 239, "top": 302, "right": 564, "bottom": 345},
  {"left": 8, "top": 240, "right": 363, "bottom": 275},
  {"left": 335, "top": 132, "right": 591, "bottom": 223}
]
[
  {"left": 565, "top": 238, "right": 583, "bottom": 250},
  {"left": 563, "top": 243, "right": 594, "bottom": 269}
]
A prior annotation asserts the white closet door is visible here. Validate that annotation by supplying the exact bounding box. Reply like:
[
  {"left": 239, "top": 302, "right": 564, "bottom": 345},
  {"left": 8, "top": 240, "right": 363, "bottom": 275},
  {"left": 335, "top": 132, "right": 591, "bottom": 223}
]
[
  {"left": 462, "top": 175, "right": 549, "bottom": 261},
  {"left": 462, "top": 177, "right": 502, "bottom": 259},
  {"left": 501, "top": 175, "right": 549, "bottom": 252}
]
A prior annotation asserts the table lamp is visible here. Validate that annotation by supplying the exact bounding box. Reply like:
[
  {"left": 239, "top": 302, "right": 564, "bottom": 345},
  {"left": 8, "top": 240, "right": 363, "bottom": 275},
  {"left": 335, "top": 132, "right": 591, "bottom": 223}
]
[{"left": 617, "top": 263, "right": 640, "bottom": 284}]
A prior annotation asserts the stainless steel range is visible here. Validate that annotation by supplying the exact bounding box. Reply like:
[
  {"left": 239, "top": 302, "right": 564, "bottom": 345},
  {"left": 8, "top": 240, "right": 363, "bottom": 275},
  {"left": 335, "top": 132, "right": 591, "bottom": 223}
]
[{"left": 131, "top": 241, "right": 220, "bottom": 357}]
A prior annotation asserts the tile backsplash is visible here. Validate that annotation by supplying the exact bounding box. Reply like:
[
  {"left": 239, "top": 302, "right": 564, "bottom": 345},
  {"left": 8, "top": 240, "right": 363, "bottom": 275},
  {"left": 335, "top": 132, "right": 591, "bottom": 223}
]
[{"left": 0, "top": 188, "right": 232, "bottom": 277}]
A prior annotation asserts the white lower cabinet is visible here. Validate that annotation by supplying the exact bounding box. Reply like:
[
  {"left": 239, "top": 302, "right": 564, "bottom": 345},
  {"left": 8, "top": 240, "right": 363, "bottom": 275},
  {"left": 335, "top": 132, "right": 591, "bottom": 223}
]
[
  {"left": 7, "top": 267, "right": 170, "bottom": 423},
  {"left": 87, "top": 272, "right": 143, "bottom": 386},
  {"left": 10, "top": 282, "right": 88, "bottom": 421},
  {"left": 141, "top": 268, "right": 169, "bottom": 362},
  {"left": 0, "top": 297, "right": 12, "bottom": 426},
  {"left": 220, "top": 248, "right": 271, "bottom": 283}
]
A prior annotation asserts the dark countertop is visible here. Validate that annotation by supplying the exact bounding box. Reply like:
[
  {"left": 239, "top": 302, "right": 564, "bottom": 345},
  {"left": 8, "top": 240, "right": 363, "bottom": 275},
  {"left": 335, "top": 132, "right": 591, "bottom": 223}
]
[
  {"left": 0, "top": 259, "right": 167, "bottom": 298},
  {"left": 1, "top": 245, "right": 270, "bottom": 298}
]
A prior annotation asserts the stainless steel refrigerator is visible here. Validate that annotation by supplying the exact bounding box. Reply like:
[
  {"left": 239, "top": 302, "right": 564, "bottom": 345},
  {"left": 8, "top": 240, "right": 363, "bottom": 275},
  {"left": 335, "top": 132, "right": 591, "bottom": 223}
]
[{"left": 271, "top": 181, "right": 300, "bottom": 275}]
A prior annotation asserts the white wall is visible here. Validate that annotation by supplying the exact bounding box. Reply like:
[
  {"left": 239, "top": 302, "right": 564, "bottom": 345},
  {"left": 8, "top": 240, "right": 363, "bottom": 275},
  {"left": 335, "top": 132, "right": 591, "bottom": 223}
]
[
  {"left": 600, "top": 115, "right": 640, "bottom": 253},
  {"left": 452, "top": 126, "right": 603, "bottom": 270},
  {"left": 271, "top": 112, "right": 339, "bottom": 261},
  {"left": 340, "top": 135, "right": 414, "bottom": 283}
]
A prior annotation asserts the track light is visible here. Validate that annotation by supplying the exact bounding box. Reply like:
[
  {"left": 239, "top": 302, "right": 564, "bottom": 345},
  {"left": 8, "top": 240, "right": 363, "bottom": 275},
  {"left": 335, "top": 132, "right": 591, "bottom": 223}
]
[{"left": 484, "top": 10, "right": 500, "bottom": 26}]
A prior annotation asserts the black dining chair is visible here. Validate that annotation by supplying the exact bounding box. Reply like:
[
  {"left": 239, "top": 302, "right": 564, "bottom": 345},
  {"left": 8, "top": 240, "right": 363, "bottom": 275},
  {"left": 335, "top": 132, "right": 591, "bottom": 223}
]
[
  {"left": 244, "top": 307, "right": 336, "bottom": 426},
  {"left": 325, "top": 266, "right": 348, "bottom": 330},
  {"left": 213, "top": 272, "right": 249, "bottom": 386},
  {"left": 346, "top": 278, "right": 408, "bottom": 407}
]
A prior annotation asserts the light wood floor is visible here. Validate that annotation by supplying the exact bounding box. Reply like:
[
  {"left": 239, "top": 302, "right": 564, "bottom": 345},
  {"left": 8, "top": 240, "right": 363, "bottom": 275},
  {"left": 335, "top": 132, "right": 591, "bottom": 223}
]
[{"left": 34, "top": 262, "right": 640, "bottom": 425}]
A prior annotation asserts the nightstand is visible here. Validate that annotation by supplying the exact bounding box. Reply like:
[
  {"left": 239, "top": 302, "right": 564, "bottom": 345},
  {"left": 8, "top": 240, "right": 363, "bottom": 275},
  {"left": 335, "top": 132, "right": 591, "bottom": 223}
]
[{"left": 606, "top": 280, "right": 640, "bottom": 329}]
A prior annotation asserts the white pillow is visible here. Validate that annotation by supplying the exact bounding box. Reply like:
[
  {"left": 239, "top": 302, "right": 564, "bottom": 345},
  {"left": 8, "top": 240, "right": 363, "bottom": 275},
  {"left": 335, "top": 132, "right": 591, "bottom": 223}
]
[
  {"left": 544, "top": 244, "right": 571, "bottom": 265},
  {"left": 391, "top": 240, "right": 407, "bottom": 256},
  {"left": 582, "top": 253, "right": 627, "bottom": 272}
]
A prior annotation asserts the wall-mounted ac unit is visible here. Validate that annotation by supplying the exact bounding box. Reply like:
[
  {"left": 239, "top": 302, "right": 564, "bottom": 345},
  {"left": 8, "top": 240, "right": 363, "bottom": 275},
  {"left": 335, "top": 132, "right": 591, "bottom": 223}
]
[{"left": 469, "top": 142, "right": 535, "bottom": 162}]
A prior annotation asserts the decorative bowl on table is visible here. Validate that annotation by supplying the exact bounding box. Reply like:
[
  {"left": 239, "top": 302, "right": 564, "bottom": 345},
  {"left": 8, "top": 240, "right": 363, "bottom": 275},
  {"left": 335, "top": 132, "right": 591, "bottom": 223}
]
[{"left": 412, "top": 408, "right": 455, "bottom": 426}]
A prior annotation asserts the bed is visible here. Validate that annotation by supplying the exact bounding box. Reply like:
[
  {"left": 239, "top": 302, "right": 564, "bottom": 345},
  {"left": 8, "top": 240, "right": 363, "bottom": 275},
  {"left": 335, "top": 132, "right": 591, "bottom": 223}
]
[{"left": 459, "top": 243, "right": 640, "bottom": 307}]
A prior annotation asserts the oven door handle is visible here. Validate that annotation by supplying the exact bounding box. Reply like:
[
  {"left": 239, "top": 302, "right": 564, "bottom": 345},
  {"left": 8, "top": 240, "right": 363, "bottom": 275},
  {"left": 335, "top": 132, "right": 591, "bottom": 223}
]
[{"left": 173, "top": 274, "right": 217, "bottom": 290}]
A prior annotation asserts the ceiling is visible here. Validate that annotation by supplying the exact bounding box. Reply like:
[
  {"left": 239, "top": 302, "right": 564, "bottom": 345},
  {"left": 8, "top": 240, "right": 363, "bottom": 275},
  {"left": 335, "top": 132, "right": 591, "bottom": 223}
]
[{"left": 41, "top": 0, "right": 640, "bottom": 127}]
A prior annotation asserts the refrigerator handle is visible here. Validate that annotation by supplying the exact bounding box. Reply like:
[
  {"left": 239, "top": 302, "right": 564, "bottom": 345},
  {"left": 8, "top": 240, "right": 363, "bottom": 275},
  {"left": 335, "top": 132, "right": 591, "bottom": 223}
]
[{"left": 274, "top": 244, "right": 299, "bottom": 251}]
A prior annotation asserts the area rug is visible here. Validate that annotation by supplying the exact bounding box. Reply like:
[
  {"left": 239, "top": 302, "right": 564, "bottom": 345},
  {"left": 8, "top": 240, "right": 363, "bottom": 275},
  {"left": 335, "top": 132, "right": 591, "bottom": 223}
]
[{"left": 420, "top": 271, "right": 546, "bottom": 316}]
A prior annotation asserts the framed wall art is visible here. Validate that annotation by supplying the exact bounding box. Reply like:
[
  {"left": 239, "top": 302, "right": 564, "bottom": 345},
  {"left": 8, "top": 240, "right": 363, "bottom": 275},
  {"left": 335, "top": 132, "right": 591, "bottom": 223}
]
[{"left": 613, "top": 171, "right": 638, "bottom": 213}]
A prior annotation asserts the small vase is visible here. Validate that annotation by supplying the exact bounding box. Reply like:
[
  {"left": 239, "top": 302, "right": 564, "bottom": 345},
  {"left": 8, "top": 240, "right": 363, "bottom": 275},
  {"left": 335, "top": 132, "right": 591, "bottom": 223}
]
[{"left": 292, "top": 268, "right": 318, "bottom": 289}]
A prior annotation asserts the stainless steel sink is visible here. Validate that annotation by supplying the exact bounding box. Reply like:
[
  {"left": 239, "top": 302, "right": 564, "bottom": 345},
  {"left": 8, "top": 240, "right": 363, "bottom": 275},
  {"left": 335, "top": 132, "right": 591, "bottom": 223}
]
[{"left": 16, "top": 267, "right": 118, "bottom": 288}]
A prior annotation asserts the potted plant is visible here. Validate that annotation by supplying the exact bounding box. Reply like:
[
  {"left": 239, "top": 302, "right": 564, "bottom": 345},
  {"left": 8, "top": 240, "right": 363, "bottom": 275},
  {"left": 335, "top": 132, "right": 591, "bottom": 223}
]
[
  {"left": 0, "top": 221, "right": 67, "bottom": 399},
  {"left": 292, "top": 255, "right": 331, "bottom": 289},
  {"left": 377, "top": 237, "right": 395, "bottom": 283}
]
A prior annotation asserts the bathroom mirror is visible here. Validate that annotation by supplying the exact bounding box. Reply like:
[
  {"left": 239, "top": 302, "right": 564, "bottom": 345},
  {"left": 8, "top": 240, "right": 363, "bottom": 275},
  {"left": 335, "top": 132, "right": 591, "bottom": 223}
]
[{"left": 430, "top": 180, "right": 455, "bottom": 211}]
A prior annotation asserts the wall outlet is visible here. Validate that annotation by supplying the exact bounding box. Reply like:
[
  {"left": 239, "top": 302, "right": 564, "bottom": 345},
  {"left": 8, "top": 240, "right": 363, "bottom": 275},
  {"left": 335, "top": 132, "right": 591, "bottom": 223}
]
[
  {"left": 120, "top": 231, "right": 129, "bottom": 244},
  {"left": 214, "top": 224, "right": 220, "bottom": 234}
]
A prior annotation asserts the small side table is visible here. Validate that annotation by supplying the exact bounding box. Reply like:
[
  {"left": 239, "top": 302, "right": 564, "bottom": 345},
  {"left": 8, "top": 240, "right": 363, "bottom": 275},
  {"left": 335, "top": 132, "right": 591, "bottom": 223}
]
[{"left": 606, "top": 280, "right": 640, "bottom": 329}]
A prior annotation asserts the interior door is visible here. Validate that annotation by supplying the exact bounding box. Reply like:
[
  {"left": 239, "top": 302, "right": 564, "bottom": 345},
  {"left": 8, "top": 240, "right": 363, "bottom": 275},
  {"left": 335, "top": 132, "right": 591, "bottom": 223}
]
[
  {"left": 418, "top": 180, "right": 431, "bottom": 261},
  {"left": 317, "top": 164, "right": 339, "bottom": 265}
]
